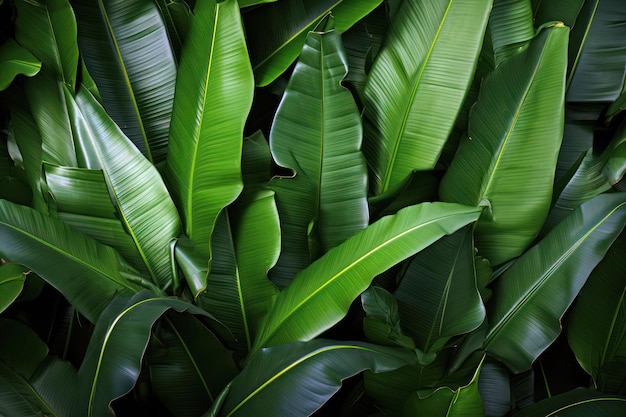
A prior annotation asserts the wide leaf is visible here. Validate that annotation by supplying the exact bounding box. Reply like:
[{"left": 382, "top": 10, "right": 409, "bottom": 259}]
[
  {"left": 514, "top": 388, "right": 626, "bottom": 416},
  {"left": 165, "top": 0, "right": 253, "bottom": 268},
  {"left": 72, "top": 0, "right": 176, "bottom": 163},
  {"left": 488, "top": 0, "right": 535, "bottom": 65},
  {"left": 483, "top": 193, "right": 626, "bottom": 373},
  {"left": 252, "top": 202, "right": 481, "bottom": 352},
  {"left": 363, "top": 0, "right": 492, "bottom": 195},
  {"left": 0, "top": 263, "right": 27, "bottom": 314},
  {"left": 0, "top": 39, "right": 41, "bottom": 91},
  {"left": 221, "top": 340, "right": 416, "bottom": 417},
  {"left": 440, "top": 24, "right": 568, "bottom": 266}
]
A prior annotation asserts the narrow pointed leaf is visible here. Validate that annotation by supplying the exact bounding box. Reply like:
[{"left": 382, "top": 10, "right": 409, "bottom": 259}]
[
  {"left": 363, "top": 0, "right": 492, "bottom": 195},
  {"left": 165, "top": 0, "right": 253, "bottom": 266},
  {"left": 440, "top": 24, "right": 568, "bottom": 266},
  {"left": 66, "top": 87, "right": 181, "bottom": 288},
  {"left": 0, "top": 264, "right": 27, "bottom": 314},
  {"left": 484, "top": 193, "right": 626, "bottom": 373},
  {"left": 243, "top": 0, "right": 383, "bottom": 86},
  {"left": 0, "top": 199, "right": 138, "bottom": 323},
  {"left": 0, "top": 39, "right": 41, "bottom": 91},
  {"left": 515, "top": 388, "right": 626, "bottom": 417},
  {"left": 253, "top": 202, "right": 481, "bottom": 351},
  {"left": 222, "top": 340, "right": 416, "bottom": 417},
  {"left": 72, "top": 0, "right": 176, "bottom": 163}
]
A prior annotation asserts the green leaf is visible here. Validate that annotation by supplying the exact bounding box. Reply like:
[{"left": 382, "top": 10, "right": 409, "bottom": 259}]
[
  {"left": 0, "top": 264, "right": 27, "bottom": 314},
  {"left": 239, "top": 0, "right": 277, "bottom": 7},
  {"left": 488, "top": 0, "right": 535, "bottom": 65},
  {"left": 363, "top": 0, "right": 492, "bottom": 195},
  {"left": 243, "top": 0, "right": 383, "bottom": 86},
  {"left": 514, "top": 388, "right": 626, "bottom": 417},
  {"left": 155, "top": 0, "right": 192, "bottom": 62},
  {"left": 565, "top": 0, "right": 599, "bottom": 91},
  {"left": 532, "top": 0, "right": 585, "bottom": 27},
  {"left": 0, "top": 39, "right": 41, "bottom": 91},
  {"left": 165, "top": 0, "right": 253, "bottom": 269},
  {"left": 252, "top": 202, "right": 481, "bottom": 352},
  {"left": 72, "top": 0, "right": 177, "bottom": 163},
  {"left": 568, "top": 231, "right": 626, "bottom": 394},
  {"left": 440, "top": 24, "right": 568, "bottom": 266},
  {"left": 0, "top": 199, "right": 139, "bottom": 323},
  {"left": 79, "top": 291, "right": 230, "bottom": 417},
  {"left": 269, "top": 27, "right": 369, "bottom": 284},
  {"left": 66, "top": 86, "right": 181, "bottom": 289},
  {"left": 221, "top": 340, "right": 416, "bottom": 417},
  {"left": 14, "top": 0, "right": 78, "bottom": 88},
  {"left": 483, "top": 193, "right": 626, "bottom": 373}
]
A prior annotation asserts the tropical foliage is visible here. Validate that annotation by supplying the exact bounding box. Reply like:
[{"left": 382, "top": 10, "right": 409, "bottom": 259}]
[{"left": 1, "top": 0, "right": 625, "bottom": 416}]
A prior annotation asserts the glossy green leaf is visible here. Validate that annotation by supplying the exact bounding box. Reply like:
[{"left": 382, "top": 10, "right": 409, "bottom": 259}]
[
  {"left": 269, "top": 27, "right": 368, "bottom": 284},
  {"left": 568, "top": 231, "right": 626, "bottom": 394},
  {"left": 394, "top": 226, "right": 486, "bottom": 353},
  {"left": 79, "top": 292, "right": 230, "bottom": 417},
  {"left": 488, "top": 0, "right": 534, "bottom": 65},
  {"left": 243, "top": 0, "right": 383, "bottom": 86},
  {"left": 0, "top": 39, "right": 41, "bottom": 91},
  {"left": 252, "top": 202, "right": 481, "bottom": 352},
  {"left": 66, "top": 87, "right": 181, "bottom": 289},
  {"left": 0, "top": 264, "right": 27, "bottom": 314},
  {"left": 532, "top": 0, "right": 585, "bottom": 27},
  {"left": 478, "top": 361, "right": 512, "bottom": 417},
  {"left": 165, "top": 0, "right": 253, "bottom": 270},
  {"left": 155, "top": 0, "right": 192, "bottom": 62},
  {"left": 239, "top": 0, "right": 276, "bottom": 6},
  {"left": 72, "top": 0, "right": 176, "bottom": 163},
  {"left": 514, "top": 388, "right": 626, "bottom": 417},
  {"left": 14, "top": 0, "right": 78, "bottom": 88},
  {"left": 363, "top": 0, "right": 492, "bottom": 195},
  {"left": 440, "top": 24, "right": 568, "bottom": 266},
  {"left": 0, "top": 199, "right": 139, "bottom": 323},
  {"left": 565, "top": 0, "right": 599, "bottom": 91},
  {"left": 484, "top": 193, "right": 626, "bottom": 373},
  {"left": 222, "top": 340, "right": 416, "bottom": 417}
]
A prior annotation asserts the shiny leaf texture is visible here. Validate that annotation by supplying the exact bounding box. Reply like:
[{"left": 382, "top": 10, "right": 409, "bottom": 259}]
[
  {"left": 222, "top": 340, "right": 416, "bottom": 417},
  {"left": 252, "top": 202, "right": 481, "bottom": 352},
  {"left": 363, "top": 0, "right": 492, "bottom": 195},
  {"left": 165, "top": 0, "right": 253, "bottom": 269},
  {"left": 514, "top": 388, "right": 626, "bottom": 417},
  {"left": 484, "top": 193, "right": 626, "bottom": 373},
  {"left": 488, "top": 0, "right": 534, "bottom": 65},
  {"left": 440, "top": 24, "right": 568, "bottom": 266},
  {"left": 0, "top": 39, "right": 41, "bottom": 91},
  {"left": 155, "top": 0, "right": 192, "bottom": 62},
  {"left": 0, "top": 264, "right": 27, "bottom": 314},
  {"left": 72, "top": 0, "right": 176, "bottom": 163}
]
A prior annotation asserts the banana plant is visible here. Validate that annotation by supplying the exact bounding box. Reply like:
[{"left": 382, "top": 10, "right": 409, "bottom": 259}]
[{"left": 1, "top": 0, "right": 626, "bottom": 416}]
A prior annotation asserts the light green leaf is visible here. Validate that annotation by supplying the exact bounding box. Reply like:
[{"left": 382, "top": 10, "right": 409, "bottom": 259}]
[
  {"left": 252, "top": 202, "right": 481, "bottom": 352},
  {"left": 363, "top": 0, "right": 492, "bottom": 195},
  {"left": 0, "top": 39, "right": 41, "bottom": 91},
  {"left": 489, "top": 0, "right": 535, "bottom": 65},
  {"left": 440, "top": 24, "right": 568, "bottom": 266},
  {"left": 484, "top": 193, "right": 626, "bottom": 373},
  {"left": 0, "top": 264, "right": 28, "bottom": 314}
]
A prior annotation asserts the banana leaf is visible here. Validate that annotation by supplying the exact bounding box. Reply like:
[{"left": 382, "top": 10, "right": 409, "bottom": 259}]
[
  {"left": 220, "top": 339, "right": 416, "bottom": 417},
  {"left": 532, "top": 0, "right": 585, "bottom": 27},
  {"left": 0, "top": 263, "right": 27, "bottom": 314},
  {"left": 478, "top": 361, "right": 512, "bottom": 417},
  {"left": 65, "top": 86, "right": 181, "bottom": 289},
  {"left": 483, "top": 193, "right": 626, "bottom": 373},
  {"left": 568, "top": 231, "right": 626, "bottom": 394},
  {"left": 79, "top": 291, "right": 231, "bottom": 417},
  {"left": 269, "top": 26, "right": 369, "bottom": 283},
  {"left": 489, "top": 0, "right": 534, "bottom": 65},
  {"left": 362, "top": 0, "right": 492, "bottom": 195},
  {"left": 0, "top": 39, "right": 41, "bottom": 91},
  {"left": 0, "top": 199, "right": 139, "bottom": 323},
  {"left": 252, "top": 202, "right": 481, "bottom": 352},
  {"left": 514, "top": 388, "right": 626, "bottom": 416},
  {"left": 165, "top": 0, "right": 253, "bottom": 271},
  {"left": 239, "top": 0, "right": 276, "bottom": 6},
  {"left": 72, "top": 0, "right": 176, "bottom": 163},
  {"left": 440, "top": 24, "right": 568, "bottom": 266},
  {"left": 565, "top": 0, "right": 599, "bottom": 91},
  {"left": 606, "top": 89, "right": 626, "bottom": 125},
  {"left": 13, "top": 0, "right": 78, "bottom": 88},
  {"left": 0, "top": 318, "right": 80, "bottom": 417},
  {"left": 154, "top": 0, "right": 192, "bottom": 62},
  {"left": 242, "top": 0, "right": 383, "bottom": 86}
]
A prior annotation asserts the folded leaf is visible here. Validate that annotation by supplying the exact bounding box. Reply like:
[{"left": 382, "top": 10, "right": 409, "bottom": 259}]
[
  {"left": 0, "top": 264, "right": 27, "bottom": 314},
  {"left": 0, "top": 39, "right": 41, "bottom": 91},
  {"left": 489, "top": 0, "right": 535, "bottom": 65}
]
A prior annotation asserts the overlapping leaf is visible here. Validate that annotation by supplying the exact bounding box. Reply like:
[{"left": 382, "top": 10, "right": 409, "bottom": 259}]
[
  {"left": 0, "top": 40, "right": 41, "bottom": 91},
  {"left": 0, "top": 264, "right": 27, "bottom": 314}
]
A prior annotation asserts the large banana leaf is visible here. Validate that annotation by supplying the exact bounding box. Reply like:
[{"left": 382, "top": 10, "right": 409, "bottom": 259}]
[
  {"left": 532, "top": 0, "right": 585, "bottom": 27},
  {"left": 165, "top": 0, "right": 253, "bottom": 265},
  {"left": 440, "top": 24, "right": 568, "bottom": 266},
  {"left": 514, "top": 388, "right": 626, "bottom": 416},
  {"left": 220, "top": 340, "right": 415, "bottom": 417},
  {"left": 483, "top": 193, "right": 626, "bottom": 373},
  {"left": 363, "top": 0, "right": 492, "bottom": 195},
  {"left": 13, "top": 0, "right": 78, "bottom": 88},
  {"left": 269, "top": 26, "right": 368, "bottom": 283},
  {"left": 0, "top": 319, "right": 80, "bottom": 417},
  {"left": 0, "top": 199, "right": 138, "bottom": 323},
  {"left": 568, "top": 231, "right": 626, "bottom": 394},
  {"left": 155, "top": 0, "right": 192, "bottom": 62},
  {"left": 488, "top": 0, "right": 535, "bottom": 65},
  {"left": 0, "top": 264, "right": 27, "bottom": 314},
  {"left": 243, "top": 0, "right": 383, "bottom": 86},
  {"left": 66, "top": 87, "right": 181, "bottom": 289},
  {"left": 394, "top": 226, "right": 486, "bottom": 353},
  {"left": 252, "top": 202, "right": 481, "bottom": 352},
  {"left": 79, "top": 292, "right": 232, "bottom": 417},
  {"left": 0, "top": 39, "right": 40, "bottom": 91},
  {"left": 72, "top": 0, "right": 176, "bottom": 163}
]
